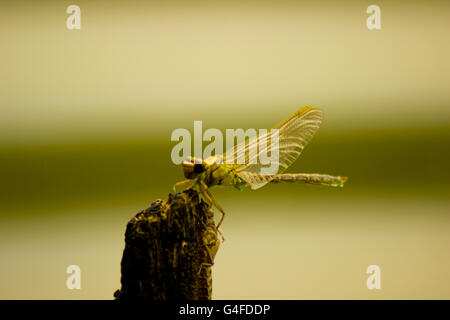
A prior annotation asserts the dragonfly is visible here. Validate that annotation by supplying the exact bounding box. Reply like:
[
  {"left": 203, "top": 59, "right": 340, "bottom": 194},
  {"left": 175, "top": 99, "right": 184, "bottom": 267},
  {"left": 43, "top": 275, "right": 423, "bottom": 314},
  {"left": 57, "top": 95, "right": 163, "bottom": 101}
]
[{"left": 173, "top": 106, "right": 348, "bottom": 229}]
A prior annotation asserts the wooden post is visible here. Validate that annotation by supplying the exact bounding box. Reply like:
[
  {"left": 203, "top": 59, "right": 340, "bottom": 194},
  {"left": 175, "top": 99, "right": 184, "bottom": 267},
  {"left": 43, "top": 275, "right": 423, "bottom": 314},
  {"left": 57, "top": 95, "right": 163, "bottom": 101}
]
[{"left": 114, "top": 189, "right": 220, "bottom": 300}]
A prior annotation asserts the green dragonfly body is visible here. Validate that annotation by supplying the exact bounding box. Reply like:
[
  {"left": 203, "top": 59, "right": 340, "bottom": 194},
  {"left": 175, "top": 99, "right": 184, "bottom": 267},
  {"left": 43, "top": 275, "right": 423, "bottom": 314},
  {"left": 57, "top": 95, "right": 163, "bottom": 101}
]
[
  {"left": 174, "top": 106, "right": 348, "bottom": 228},
  {"left": 182, "top": 160, "right": 346, "bottom": 190}
]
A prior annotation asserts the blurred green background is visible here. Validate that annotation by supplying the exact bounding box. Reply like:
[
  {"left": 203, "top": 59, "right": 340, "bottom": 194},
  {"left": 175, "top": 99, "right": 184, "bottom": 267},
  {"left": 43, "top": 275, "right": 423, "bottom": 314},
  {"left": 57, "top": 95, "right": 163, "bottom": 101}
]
[{"left": 1, "top": 0, "right": 449, "bottom": 299}]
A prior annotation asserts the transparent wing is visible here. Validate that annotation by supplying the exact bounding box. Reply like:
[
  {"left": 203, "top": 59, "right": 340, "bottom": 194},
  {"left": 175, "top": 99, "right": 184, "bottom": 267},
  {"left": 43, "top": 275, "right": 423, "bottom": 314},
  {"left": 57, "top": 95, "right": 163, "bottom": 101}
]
[{"left": 221, "top": 106, "right": 323, "bottom": 190}]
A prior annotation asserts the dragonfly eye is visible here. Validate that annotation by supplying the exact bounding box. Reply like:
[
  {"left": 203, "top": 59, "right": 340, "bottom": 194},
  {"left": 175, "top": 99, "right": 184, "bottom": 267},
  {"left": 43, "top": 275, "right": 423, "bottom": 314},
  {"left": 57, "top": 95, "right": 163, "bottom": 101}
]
[{"left": 193, "top": 163, "right": 205, "bottom": 174}]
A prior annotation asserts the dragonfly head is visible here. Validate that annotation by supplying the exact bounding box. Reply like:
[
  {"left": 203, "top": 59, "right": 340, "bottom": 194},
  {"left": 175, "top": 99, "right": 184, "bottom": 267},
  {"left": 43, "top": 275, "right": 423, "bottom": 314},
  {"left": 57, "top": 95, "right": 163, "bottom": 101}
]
[{"left": 181, "top": 157, "right": 206, "bottom": 179}]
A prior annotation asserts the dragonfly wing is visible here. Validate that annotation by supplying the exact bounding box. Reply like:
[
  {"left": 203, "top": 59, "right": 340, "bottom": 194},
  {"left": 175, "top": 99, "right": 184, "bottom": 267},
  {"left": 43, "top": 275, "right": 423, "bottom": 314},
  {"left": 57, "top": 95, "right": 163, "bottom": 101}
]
[
  {"left": 236, "top": 172, "right": 274, "bottom": 190},
  {"left": 232, "top": 106, "right": 323, "bottom": 189}
]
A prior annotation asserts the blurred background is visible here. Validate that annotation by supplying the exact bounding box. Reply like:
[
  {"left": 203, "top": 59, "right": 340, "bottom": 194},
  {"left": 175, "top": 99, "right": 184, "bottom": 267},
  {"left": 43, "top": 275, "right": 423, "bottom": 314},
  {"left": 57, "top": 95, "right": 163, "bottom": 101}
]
[{"left": 1, "top": 0, "right": 449, "bottom": 299}]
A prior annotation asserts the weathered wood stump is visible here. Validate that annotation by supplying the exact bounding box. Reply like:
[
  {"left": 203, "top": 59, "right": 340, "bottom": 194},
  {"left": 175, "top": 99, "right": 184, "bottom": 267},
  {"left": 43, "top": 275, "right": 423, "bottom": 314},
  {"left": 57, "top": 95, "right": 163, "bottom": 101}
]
[{"left": 114, "top": 189, "right": 220, "bottom": 300}]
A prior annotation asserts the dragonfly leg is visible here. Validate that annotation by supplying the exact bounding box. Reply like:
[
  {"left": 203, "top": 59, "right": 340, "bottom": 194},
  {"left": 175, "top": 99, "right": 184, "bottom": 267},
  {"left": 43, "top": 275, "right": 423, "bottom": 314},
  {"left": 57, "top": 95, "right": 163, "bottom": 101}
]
[
  {"left": 172, "top": 179, "right": 192, "bottom": 194},
  {"left": 208, "top": 190, "right": 226, "bottom": 229},
  {"left": 199, "top": 181, "right": 226, "bottom": 230},
  {"left": 197, "top": 182, "right": 213, "bottom": 207},
  {"left": 198, "top": 182, "right": 225, "bottom": 240}
]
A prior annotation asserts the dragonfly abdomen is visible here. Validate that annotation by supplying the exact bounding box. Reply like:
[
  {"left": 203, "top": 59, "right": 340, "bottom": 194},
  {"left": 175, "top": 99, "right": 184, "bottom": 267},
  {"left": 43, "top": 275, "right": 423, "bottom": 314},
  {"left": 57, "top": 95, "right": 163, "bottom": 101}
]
[{"left": 269, "top": 173, "right": 347, "bottom": 187}]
